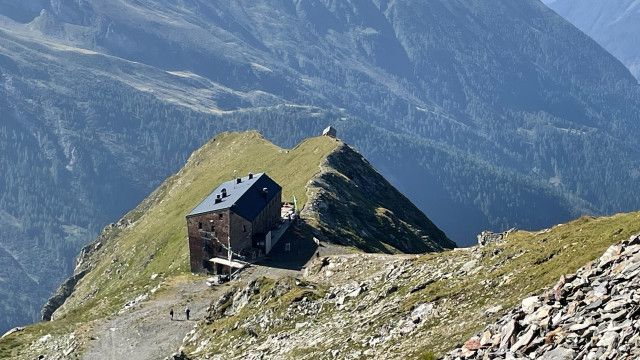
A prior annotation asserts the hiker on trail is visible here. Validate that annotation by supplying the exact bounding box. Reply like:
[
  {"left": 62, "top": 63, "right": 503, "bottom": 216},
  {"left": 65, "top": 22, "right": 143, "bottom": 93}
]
[
  {"left": 169, "top": 308, "right": 174, "bottom": 321},
  {"left": 185, "top": 306, "right": 191, "bottom": 321}
]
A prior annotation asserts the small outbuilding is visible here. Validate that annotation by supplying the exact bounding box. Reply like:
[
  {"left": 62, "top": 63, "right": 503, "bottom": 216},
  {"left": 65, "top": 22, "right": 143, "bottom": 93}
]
[
  {"left": 186, "top": 173, "right": 282, "bottom": 274},
  {"left": 322, "top": 126, "right": 337, "bottom": 138}
]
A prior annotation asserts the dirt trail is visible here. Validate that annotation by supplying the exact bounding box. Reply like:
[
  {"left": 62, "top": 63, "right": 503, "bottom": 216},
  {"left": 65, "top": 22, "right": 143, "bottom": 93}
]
[
  {"left": 82, "top": 278, "right": 221, "bottom": 360},
  {"left": 80, "top": 237, "right": 347, "bottom": 360},
  {"left": 81, "top": 264, "right": 303, "bottom": 360}
]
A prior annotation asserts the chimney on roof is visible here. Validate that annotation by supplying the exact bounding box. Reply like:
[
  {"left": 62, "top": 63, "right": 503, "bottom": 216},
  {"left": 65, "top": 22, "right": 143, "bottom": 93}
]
[
  {"left": 248, "top": 173, "right": 254, "bottom": 180},
  {"left": 215, "top": 194, "right": 222, "bottom": 204},
  {"left": 221, "top": 188, "right": 227, "bottom": 197},
  {"left": 262, "top": 187, "right": 268, "bottom": 199},
  {"left": 236, "top": 178, "right": 242, "bottom": 184}
]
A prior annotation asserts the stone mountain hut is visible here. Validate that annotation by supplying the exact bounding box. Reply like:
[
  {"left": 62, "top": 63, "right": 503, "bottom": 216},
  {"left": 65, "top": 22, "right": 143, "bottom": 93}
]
[{"left": 186, "top": 173, "right": 282, "bottom": 274}]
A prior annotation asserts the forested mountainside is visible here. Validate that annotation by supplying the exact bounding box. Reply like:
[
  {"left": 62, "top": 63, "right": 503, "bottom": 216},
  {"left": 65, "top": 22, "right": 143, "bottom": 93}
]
[
  {"left": 2, "top": 0, "right": 640, "bottom": 332},
  {"left": 544, "top": 0, "right": 640, "bottom": 80}
]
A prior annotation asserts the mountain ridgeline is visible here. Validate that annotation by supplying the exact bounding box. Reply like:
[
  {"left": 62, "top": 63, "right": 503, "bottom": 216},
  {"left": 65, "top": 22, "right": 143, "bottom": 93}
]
[
  {"left": 0, "top": 131, "right": 454, "bottom": 358},
  {"left": 2, "top": 0, "right": 640, "bottom": 332},
  {"left": 544, "top": 0, "right": 640, "bottom": 80}
]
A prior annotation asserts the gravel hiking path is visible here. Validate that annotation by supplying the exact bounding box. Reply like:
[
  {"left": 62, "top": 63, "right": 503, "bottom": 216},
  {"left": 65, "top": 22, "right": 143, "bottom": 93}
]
[
  {"left": 81, "top": 264, "right": 302, "bottom": 360},
  {"left": 82, "top": 277, "right": 223, "bottom": 360}
]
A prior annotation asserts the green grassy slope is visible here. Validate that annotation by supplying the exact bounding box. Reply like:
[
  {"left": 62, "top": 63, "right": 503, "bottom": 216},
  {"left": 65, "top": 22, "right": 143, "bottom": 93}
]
[
  {"left": 57, "top": 132, "right": 343, "bottom": 319},
  {"left": 408, "top": 213, "right": 640, "bottom": 356}
]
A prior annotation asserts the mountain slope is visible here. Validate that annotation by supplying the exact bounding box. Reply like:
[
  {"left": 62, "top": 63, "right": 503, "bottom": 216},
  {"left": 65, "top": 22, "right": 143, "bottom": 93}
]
[
  {"left": 0, "top": 131, "right": 453, "bottom": 359},
  {"left": 3, "top": 0, "right": 640, "bottom": 332},
  {"left": 544, "top": 0, "right": 640, "bottom": 80},
  {"left": 4, "top": 0, "right": 640, "bottom": 237},
  {"left": 48, "top": 131, "right": 451, "bottom": 321},
  {"left": 0, "top": 21, "right": 338, "bottom": 331},
  {"left": 0, "top": 245, "right": 48, "bottom": 328}
]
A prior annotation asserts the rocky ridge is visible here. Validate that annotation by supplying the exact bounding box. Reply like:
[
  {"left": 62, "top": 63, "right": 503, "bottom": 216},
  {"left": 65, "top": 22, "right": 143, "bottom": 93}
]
[
  {"left": 302, "top": 143, "right": 455, "bottom": 253},
  {"left": 178, "top": 254, "right": 465, "bottom": 359},
  {"left": 40, "top": 133, "right": 453, "bottom": 324},
  {"left": 476, "top": 229, "right": 516, "bottom": 247},
  {"left": 445, "top": 233, "right": 640, "bottom": 360}
]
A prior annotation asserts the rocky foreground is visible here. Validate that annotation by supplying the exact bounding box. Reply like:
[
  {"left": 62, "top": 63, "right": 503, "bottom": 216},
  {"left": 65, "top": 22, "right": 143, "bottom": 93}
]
[
  {"left": 172, "top": 213, "right": 640, "bottom": 359},
  {"left": 445, "top": 233, "right": 640, "bottom": 360}
]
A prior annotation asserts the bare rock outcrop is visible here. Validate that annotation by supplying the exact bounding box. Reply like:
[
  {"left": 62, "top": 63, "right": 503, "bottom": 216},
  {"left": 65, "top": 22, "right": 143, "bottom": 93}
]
[
  {"left": 445, "top": 233, "right": 640, "bottom": 359},
  {"left": 41, "top": 269, "right": 88, "bottom": 321},
  {"left": 477, "top": 228, "right": 515, "bottom": 246},
  {"left": 40, "top": 219, "right": 131, "bottom": 321}
]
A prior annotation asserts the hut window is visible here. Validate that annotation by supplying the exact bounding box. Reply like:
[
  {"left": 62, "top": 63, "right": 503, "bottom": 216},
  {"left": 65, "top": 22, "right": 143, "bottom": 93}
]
[
  {"left": 198, "top": 222, "right": 202, "bottom": 229},
  {"left": 219, "top": 213, "right": 223, "bottom": 219},
  {"left": 243, "top": 225, "right": 247, "bottom": 232}
]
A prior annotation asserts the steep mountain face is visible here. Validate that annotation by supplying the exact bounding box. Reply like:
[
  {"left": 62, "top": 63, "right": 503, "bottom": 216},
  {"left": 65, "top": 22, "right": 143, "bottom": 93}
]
[
  {"left": 3, "top": 0, "right": 638, "bottom": 240},
  {"left": 302, "top": 144, "right": 454, "bottom": 253},
  {"left": 446, "top": 233, "right": 640, "bottom": 360},
  {"left": 2, "top": 0, "right": 640, "bottom": 332},
  {"left": 0, "top": 245, "right": 48, "bottom": 328},
  {"left": 544, "top": 0, "right": 640, "bottom": 80}
]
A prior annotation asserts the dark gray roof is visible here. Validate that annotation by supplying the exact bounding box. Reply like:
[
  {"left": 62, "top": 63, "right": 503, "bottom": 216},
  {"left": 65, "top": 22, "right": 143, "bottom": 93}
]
[{"left": 187, "top": 173, "right": 281, "bottom": 221}]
